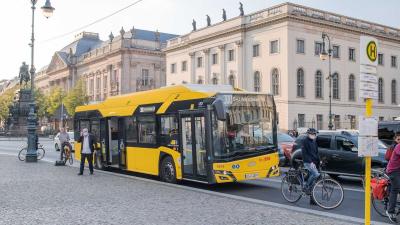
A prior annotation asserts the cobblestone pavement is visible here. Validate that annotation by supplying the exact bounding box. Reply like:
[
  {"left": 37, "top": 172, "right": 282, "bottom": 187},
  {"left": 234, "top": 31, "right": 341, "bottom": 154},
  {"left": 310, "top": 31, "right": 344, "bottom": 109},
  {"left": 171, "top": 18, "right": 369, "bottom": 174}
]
[{"left": 0, "top": 155, "right": 357, "bottom": 225}]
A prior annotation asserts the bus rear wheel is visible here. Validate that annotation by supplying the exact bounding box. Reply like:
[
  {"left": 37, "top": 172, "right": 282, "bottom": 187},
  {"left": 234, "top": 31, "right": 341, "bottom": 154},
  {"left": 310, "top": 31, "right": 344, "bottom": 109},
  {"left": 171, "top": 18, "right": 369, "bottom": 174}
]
[{"left": 160, "top": 156, "right": 177, "bottom": 183}]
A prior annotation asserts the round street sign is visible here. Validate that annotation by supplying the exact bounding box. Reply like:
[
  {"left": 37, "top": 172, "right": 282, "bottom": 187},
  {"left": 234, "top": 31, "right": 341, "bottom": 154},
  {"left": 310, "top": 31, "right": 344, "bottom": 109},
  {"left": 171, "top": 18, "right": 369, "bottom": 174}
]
[{"left": 366, "top": 41, "right": 377, "bottom": 62}]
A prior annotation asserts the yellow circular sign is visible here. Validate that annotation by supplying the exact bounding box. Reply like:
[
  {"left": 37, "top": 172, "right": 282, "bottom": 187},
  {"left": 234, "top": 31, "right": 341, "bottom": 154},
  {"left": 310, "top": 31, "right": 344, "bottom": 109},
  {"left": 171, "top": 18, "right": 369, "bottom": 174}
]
[{"left": 366, "top": 41, "right": 377, "bottom": 62}]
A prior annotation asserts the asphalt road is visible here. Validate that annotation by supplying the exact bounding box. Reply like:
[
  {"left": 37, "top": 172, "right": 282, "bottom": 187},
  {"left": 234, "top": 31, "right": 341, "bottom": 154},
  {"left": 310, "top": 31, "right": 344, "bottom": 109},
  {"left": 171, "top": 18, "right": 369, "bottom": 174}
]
[{"left": 0, "top": 137, "right": 390, "bottom": 224}]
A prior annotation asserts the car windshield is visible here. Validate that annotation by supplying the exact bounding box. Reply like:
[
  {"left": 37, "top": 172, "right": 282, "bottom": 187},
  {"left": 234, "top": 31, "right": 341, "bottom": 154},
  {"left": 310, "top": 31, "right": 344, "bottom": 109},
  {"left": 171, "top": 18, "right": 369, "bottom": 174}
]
[{"left": 212, "top": 93, "right": 276, "bottom": 159}]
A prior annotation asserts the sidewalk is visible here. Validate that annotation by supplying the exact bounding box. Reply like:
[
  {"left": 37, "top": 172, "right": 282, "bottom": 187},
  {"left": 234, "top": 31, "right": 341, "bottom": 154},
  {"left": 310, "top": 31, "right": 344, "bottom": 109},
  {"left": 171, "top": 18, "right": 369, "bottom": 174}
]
[{"left": 0, "top": 155, "right": 358, "bottom": 225}]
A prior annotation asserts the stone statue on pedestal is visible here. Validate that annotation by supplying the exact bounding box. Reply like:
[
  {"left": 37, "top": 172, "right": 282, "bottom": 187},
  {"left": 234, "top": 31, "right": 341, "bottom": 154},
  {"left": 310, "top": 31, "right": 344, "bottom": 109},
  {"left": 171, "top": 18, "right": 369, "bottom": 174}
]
[{"left": 19, "top": 62, "right": 30, "bottom": 87}]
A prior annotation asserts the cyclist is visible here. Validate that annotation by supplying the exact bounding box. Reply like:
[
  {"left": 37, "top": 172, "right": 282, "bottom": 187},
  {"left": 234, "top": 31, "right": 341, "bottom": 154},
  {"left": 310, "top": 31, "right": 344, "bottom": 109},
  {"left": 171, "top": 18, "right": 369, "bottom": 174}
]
[
  {"left": 385, "top": 132, "right": 400, "bottom": 223},
  {"left": 301, "top": 128, "right": 320, "bottom": 204},
  {"left": 59, "top": 127, "right": 72, "bottom": 161}
]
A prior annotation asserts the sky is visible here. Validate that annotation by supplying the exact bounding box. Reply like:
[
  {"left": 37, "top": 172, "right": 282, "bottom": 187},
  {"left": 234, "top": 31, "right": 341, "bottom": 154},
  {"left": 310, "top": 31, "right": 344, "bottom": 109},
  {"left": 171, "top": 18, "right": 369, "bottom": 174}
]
[{"left": 1, "top": 0, "right": 399, "bottom": 81}]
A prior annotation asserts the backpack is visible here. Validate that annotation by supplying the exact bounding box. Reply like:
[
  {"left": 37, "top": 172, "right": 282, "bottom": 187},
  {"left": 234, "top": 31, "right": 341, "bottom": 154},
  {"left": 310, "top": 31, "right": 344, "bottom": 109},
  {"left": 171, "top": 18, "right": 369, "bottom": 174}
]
[
  {"left": 385, "top": 144, "right": 397, "bottom": 161},
  {"left": 371, "top": 177, "right": 389, "bottom": 200}
]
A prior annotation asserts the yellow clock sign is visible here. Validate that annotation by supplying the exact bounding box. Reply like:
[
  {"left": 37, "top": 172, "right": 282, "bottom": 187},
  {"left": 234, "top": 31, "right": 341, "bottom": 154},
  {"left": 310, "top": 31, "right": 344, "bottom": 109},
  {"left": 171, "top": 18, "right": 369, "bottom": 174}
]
[{"left": 366, "top": 41, "right": 377, "bottom": 62}]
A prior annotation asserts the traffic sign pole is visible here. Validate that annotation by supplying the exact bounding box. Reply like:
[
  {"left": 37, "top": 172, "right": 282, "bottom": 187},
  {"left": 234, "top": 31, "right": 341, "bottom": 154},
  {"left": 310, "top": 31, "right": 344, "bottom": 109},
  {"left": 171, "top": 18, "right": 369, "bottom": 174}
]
[{"left": 364, "top": 98, "right": 372, "bottom": 225}]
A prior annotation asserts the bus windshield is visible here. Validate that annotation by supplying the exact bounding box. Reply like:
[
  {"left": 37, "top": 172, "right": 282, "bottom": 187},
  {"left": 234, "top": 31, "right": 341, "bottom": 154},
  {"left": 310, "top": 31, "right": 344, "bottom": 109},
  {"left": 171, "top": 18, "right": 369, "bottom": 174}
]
[{"left": 212, "top": 93, "right": 276, "bottom": 159}]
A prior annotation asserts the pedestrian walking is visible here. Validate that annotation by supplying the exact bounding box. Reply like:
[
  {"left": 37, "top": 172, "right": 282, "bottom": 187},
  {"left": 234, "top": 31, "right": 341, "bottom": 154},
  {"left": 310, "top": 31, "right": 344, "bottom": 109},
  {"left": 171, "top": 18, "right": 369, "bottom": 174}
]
[
  {"left": 77, "top": 128, "right": 96, "bottom": 175},
  {"left": 385, "top": 132, "right": 400, "bottom": 223}
]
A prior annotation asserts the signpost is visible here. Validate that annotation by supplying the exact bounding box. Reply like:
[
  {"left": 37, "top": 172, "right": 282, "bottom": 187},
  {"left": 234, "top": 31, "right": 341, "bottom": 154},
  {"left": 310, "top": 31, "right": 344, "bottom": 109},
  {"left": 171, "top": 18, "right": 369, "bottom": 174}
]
[{"left": 359, "top": 36, "right": 378, "bottom": 225}]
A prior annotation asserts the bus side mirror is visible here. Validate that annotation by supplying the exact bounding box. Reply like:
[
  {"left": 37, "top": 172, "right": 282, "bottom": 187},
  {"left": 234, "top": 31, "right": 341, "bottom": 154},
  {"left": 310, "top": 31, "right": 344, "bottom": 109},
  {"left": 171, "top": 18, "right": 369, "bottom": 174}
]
[{"left": 213, "top": 99, "right": 226, "bottom": 121}]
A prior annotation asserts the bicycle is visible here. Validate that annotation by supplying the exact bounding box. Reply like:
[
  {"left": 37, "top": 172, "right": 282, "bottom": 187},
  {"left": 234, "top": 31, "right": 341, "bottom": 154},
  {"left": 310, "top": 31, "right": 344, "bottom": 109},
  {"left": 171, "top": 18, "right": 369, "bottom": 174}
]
[
  {"left": 18, "top": 143, "right": 46, "bottom": 161},
  {"left": 371, "top": 168, "right": 400, "bottom": 218},
  {"left": 61, "top": 143, "right": 73, "bottom": 165},
  {"left": 281, "top": 159, "right": 344, "bottom": 209}
]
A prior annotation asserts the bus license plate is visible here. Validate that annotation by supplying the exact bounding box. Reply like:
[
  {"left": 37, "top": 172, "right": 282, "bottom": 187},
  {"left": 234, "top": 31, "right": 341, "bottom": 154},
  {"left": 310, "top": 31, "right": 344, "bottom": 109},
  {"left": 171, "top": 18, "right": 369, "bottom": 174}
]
[{"left": 245, "top": 173, "right": 258, "bottom": 179}]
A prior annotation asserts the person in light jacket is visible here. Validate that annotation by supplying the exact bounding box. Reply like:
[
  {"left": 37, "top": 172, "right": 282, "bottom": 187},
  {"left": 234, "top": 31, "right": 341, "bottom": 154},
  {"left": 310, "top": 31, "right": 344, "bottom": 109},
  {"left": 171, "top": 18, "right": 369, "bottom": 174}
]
[{"left": 77, "top": 128, "right": 96, "bottom": 175}]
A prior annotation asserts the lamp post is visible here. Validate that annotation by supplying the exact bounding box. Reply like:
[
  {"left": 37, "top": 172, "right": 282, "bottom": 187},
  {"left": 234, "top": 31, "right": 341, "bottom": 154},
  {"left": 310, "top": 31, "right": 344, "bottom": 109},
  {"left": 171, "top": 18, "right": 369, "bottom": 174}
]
[
  {"left": 320, "top": 32, "right": 334, "bottom": 130},
  {"left": 25, "top": 0, "right": 55, "bottom": 162}
]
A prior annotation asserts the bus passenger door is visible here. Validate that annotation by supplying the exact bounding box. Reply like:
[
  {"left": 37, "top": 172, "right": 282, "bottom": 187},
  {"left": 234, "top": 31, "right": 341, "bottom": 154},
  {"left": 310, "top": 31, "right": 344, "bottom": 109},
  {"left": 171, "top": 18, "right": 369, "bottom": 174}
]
[
  {"left": 99, "top": 119, "right": 108, "bottom": 165},
  {"left": 118, "top": 118, "right": 127, "bottom": 169},
  {"left": 108, "top": 118, "right": 120, "bottom": 167},
  {"left": 179, "top": 111, "right": 208, "bottom": 181}
]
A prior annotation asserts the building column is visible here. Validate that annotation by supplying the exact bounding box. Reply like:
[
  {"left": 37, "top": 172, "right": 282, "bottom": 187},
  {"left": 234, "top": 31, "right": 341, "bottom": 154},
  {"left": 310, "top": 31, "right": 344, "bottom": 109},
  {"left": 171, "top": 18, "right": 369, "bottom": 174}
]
[
  {"left": 189, "top": 52, "right": 196, "bottom": 84},
  {"left": 203, "top": 48, "right": 210, "bottom": 84},
  {"left": 218, "top": 45, "right": 226, "bottom": 84},
  {"left": 235, "top": 40, "right": 244, "bottom": 89}
]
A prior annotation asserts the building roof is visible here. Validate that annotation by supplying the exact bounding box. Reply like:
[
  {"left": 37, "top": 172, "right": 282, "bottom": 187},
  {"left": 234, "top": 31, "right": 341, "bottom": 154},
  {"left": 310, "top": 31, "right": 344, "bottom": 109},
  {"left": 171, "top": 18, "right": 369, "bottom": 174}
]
[
  {"left": 128, "top": 29, "right": 178, "bottom": 43},
  {"left": 60, "top": 35, "right": 103, "bottom": 57}
]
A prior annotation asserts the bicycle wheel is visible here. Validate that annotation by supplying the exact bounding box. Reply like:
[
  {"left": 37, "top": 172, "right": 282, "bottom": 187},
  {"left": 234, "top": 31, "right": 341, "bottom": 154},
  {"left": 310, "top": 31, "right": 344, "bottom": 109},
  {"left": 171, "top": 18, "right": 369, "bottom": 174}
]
[
  {"left": 37, "top": 148, "right": 45, "bottom": 160},
  {"left": 372, "top": 195, "right": 388, "bottom": 217},
  {"left": 281, "top": 174, "right": 303, "bottom": 203},
  {"left": 312, "top": 178, "right": 344, "bottom": 209},
  {"left": 18, "top": 148, "right": 27, "bottom": 161},
  {"left": 68, "top": 152, "right": 73, "bottom": 165}
]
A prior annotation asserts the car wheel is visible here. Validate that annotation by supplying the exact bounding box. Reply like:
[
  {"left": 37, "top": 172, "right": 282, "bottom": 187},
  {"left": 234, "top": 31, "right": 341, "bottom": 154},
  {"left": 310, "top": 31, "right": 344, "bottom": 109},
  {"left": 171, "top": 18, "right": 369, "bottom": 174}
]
[{"left": 55, "top": 143, "right": 60, "bottom": 151}]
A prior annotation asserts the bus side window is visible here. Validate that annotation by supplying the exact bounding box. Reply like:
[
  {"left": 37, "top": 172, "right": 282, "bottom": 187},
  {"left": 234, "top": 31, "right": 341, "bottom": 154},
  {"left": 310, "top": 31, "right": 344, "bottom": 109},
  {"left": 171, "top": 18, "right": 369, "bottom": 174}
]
[
  {"left": 160, "top": 116, "right": 178, "bottom": 147},
  {"left": 138, "top": 115, "right": 156, "bottom": 144},
  {"left": 90, "top": 120, "right": 100, "bottom": 141},
  {"left": 125, "top": 117, "right": 138, "bottom": 144}
]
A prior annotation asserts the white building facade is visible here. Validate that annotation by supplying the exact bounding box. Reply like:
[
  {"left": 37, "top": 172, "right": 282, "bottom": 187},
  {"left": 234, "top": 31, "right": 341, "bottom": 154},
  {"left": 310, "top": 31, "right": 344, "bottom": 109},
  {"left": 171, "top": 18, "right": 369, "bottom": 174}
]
[{"left": 165, "top": 3, "right": 400, "bottom": 131}]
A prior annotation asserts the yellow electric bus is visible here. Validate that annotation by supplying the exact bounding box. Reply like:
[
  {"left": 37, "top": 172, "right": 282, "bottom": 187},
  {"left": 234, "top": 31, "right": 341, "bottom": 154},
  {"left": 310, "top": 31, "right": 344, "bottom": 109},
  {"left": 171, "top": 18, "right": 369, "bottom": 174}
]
[{"left": 74, "top": 84, "right": 279, "bottom": 184}]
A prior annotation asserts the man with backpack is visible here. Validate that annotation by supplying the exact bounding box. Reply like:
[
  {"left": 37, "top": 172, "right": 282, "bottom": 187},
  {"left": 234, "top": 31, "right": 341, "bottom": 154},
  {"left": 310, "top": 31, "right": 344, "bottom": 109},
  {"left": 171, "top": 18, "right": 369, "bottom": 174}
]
[{"left": 385, "top": 132, "right": 400, "bottom": 223}]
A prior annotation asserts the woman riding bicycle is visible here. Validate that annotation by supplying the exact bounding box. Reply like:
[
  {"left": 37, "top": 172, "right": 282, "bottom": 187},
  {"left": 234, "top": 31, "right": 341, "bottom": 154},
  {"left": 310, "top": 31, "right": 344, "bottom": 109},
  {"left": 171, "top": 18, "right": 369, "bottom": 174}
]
[
  {"left": 59, "top": 128, "right": 72, "bottom": 161},
  {"left": 302, "top": 128, "right": 320, "bottom": 204},
  {"left": 386, "top": 132, "right": 400, "bottom": 223}
]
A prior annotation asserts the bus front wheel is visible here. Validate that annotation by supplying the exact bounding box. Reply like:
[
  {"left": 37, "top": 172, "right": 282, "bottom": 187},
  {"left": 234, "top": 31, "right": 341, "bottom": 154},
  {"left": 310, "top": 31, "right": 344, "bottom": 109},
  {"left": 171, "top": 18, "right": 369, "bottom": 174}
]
[{"left": 160, "top": 156, "right": 177, "bottom": 183}]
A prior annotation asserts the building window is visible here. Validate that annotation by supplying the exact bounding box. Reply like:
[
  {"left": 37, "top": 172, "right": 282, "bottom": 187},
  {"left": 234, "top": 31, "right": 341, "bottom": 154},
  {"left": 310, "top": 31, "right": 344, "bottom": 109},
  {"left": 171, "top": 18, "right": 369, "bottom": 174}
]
[
  {"left": 316, "top": 114, "right": 323, "bottom": 130},
  {"left": 315, "top": 42, "right": 323, "bottom": 55},
  {"left": 378, "top": 53, "right": 384, "bottom": 65},
  {"left": 315, "top": 70, "right": 323, "bottom": 98},
  {"left": 212, "top": 74, "right": 218, "bottom": 85},
  {"left": 378, "top": 78, "right": 384, "bottom": 103},
  {"left": 229, "top": 74, "right": 235, "bottom": 87},
  {"left": 181, "top": 61, "right": 187, "bottom": 71},
  {"left": 272, "top": 68, "right": 279, "bottom": 96},
  {"left": 103, "top": 75, "right": 107, "bottom": 90},
  {"left": 349, "top": 115, "right": 356, "bottom": 130},
  {"left": 349, "top": 48, "right": 355, "bottom": 61},
  {"left": 197, "top": 78, "right": 203, "bottom": 84},
  {"left": 138, "top": 115, "right": 156, "bottom": 144},
  {"left": 297, "top": 68, "right": 305, "bottom": 97},
  {"left": 89, "top": 79, "right": 94, "bottom": 96},
  {"left": 253, "top": 44, "right": 260, "bottom": 57},
  {"left": 212, "top": 53, "right": 218, "bottom": 65},
  {"left": 228, "top": 50, "right": 235, "bottom": 61},
  {"left": 334, "top": 115, "right": 341, "bottom": 129},
  {"left": 332, "top": 45, "right": 340, "bottom": 58},
  {"left": 391, "top": 56, "right": 398, "bottom": 68},
  {"left": 171, "top": 63, "right": 176, "bottom": 73},
  {"left": 298, "top": 114, "right": 305, "bottom": 127},
  {"left": 197, "top": 57, "right": 203, "bottom": 67},
  {"left": 141, "top": 69, "right": 149, "bottom": 86},
  {"left": 392, "top": 79, "right": 397, "bottom": 104},
  {"left": 332, "top": 73, "right": 340, "bottom": 99},
  {"left": 348, "top": 74, "right": 355, "bottom": 101},
  {"left": 296, "top": 39, "right": 305, "bottom": 54},
  {"left": 254, "top": 71, "right": 261, "bottom": 92},
  {"left": 270, "top": 40, "right": 279, "bottom": 54},
  {"left": 379, "top": 116, "right": 385, "bottom": 121},
  {"left": 96, "top": 77, "right": 101, "bottom": 100}
]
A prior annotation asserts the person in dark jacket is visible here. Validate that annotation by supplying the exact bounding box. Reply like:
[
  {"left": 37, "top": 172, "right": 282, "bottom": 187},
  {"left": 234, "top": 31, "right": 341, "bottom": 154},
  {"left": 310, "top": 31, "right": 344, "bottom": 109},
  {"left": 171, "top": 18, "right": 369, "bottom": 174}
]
[
  {"left": 301, "top": 128, "right": 320, "bottom": 198},
  {"left": 77, "top": 128, "right": 96, "bottom": 175}
]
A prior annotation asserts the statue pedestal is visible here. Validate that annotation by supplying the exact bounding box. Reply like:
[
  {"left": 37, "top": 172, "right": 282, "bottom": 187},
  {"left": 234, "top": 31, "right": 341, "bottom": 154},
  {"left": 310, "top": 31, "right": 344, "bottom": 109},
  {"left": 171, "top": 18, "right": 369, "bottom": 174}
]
[{"left": 7, "top": 89, "right": 35, "bottom": 136}]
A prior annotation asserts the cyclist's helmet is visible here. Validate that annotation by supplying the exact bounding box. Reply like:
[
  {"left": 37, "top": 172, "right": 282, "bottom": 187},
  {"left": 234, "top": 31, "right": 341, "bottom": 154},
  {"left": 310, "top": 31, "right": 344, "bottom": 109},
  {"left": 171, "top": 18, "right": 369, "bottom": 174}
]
[{"left": 306, "top": 128, "right": 318, "bottom": 135}]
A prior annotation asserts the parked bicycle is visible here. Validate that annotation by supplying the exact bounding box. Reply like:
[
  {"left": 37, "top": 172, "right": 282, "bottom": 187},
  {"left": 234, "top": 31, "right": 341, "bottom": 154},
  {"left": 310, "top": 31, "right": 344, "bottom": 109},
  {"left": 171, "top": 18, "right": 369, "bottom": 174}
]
[
  {"left": 371, "top": 168, "right": 400, "bottom": 219},
  {"left": 61, "top": 143, "right": 73, "bottom": 165},
  {"left": 281, "top": 158, "right": 344, "bottom": 209},
  {"left": 18, "top": 143, "right": 46, "bottom": 161}
]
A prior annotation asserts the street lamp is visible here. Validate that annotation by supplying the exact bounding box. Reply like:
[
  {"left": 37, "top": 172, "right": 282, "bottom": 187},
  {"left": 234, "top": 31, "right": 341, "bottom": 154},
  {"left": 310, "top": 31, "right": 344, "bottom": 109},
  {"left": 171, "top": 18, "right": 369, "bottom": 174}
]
[
  {"left": 25, "top": 0, "right": 55, "bottom": 162},
  {"left": 320, "top": 32, "right": 334, "bottom": 130}
]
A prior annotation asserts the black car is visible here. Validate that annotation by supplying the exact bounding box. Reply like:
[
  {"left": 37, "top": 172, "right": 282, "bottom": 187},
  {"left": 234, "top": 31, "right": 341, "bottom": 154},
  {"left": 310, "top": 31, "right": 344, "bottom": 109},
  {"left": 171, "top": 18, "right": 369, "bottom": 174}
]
[
  {"left": 290, "top": 130, "right": 387, "bottom": 178},
  {"left": 379, "top": 121, "right": 400, "bottom": 146}
]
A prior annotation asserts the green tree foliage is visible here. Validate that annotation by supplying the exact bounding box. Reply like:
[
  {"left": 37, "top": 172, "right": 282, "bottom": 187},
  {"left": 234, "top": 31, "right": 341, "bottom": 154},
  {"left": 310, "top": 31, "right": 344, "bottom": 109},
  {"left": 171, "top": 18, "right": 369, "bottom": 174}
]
[
  {"left": 46, "top": 87, "right": 64, "bottom": 117},
  {"left": 34, "top": 88, "right": 49, "bottom": 119},
  {"left": 0, "top": 85, "right": 19, "bottom": 124},
  {"left": 63, "top": 79, "right": 88, "bottom": 116}
]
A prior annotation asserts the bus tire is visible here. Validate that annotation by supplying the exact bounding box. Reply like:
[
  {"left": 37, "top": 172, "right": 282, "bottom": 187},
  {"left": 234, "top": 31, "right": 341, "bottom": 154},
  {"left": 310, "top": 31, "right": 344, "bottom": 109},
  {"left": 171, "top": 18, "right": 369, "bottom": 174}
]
[
  {"left": 160, "top": 156, "right": 177, "bottom": 183},
  {"left": 94, "top": 150, "right": 104, "bottom": 170}
]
